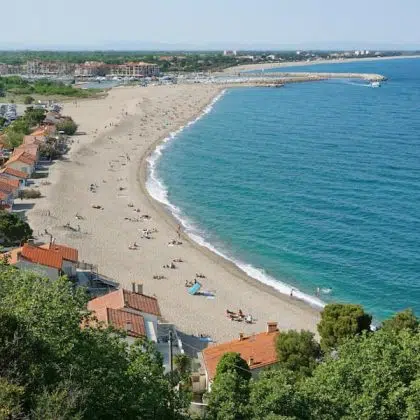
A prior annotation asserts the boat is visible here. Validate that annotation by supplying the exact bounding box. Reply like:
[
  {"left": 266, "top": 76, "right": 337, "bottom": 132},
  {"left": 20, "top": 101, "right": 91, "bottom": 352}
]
[{"left": 371, "top": 81, "right": 381, "bottom": 88}]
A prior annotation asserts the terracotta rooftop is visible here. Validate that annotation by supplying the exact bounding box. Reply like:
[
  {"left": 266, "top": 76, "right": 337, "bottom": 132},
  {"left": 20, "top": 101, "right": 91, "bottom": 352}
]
[
  {"left": 202, "top": 327, "right": 279, "bottom": 382},
  {"left": 0, "top": 190, "right": 10, "bottom": 201},
  {"left": 20, "top": 243, "right": 63, "bottom": 270},
  {"left": 0, "top": 167, "right": 29, "bottom": 179},
  {"left": 88, "top": 288, "right": 161, "bottom": 317},
  {"left": 40, "top": 242, "right": 78, "bottom": 262},
  {"left": 23, "top": 135, "right": 44, "bottom": 145},
  {"left": 93, "top": 307, "right": 146, "bottom": 337},
  {"left": 0, "top": 179, "right": 18, "bottom": 194},
  {"left": 0, "top": 176, "right": 20, "bottom": 189},
  {"left": 15, "top": 144, "right": 39, "bottom": 157},
  {"left": 5, "top": 151, "right": 36, "bottom": 166}
]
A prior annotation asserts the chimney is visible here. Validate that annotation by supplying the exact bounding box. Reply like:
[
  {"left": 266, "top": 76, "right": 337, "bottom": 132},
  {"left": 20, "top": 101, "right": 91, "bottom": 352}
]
[
  {"left": 131, "top": 282, "right": 136, "bottom": 293},
  {"left": 248, "top": 357, "right": 254, "bottom": 367},
  {"left": 239, "top": 332, "right": 245, "bottom": 341},
  {"left": 137, "top": 283, "right": 143, "bottom": 295},
  {"left": 266, "top": 322, "right": 278, "bottom": 334}
]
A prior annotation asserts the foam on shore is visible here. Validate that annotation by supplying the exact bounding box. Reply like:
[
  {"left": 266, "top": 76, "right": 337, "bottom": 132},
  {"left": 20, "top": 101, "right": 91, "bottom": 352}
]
[{"left": 146, "top": 89, "right": 325, "bottom": 311}]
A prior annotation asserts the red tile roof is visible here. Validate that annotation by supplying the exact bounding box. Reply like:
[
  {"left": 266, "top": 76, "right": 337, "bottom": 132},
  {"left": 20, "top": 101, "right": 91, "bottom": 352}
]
[
  {"left": 23, "top": 136, "right": 44, "bottom": 146},
  {"left": 88, "top": 288, "right": 161, "bottom": 317},
  {"left": 15, "top": 144, "right": 39, "bottom": 157},
  {"left": 40, "top": 243, "right": 78, "bottom": 262},
  {"left": 93, "top": 307, "right": 146, "bottom": 337},
  {"left": 0, "top": 176, "right": 20, "bottom": 189},
  {"left": 20, "top": 243, "right": 63, "bottom": 270},
  {"left": 0, "top": 167, "right": 29, "bottom": 179},
  {"left": 202, "top": 330, "right": 279, "bottom": 382},
  {"left": 0, "top": 179, "right": 18, "bottom": 194},
  {"left": 0, "top": 191, "right": 10, "bottom": 201},
  {"left": 5, "top": 151, "right": 36, "bottom": 166}
]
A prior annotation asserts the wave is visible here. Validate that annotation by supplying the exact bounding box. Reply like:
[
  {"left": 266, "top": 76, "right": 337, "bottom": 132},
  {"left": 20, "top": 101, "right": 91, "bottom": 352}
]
[{"left": 145, "top": 90, "right": 325, "bottom": 311}]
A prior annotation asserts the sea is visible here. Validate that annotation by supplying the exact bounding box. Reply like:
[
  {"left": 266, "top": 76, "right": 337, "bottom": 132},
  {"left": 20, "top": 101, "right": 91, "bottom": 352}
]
[{"left": 147, "top": 58, "right": 420, "bottom": 322}]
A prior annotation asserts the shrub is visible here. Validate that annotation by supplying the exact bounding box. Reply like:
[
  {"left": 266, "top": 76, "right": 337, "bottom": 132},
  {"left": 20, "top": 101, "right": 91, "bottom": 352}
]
[
  {"left": 24, "top": 96, "right": 34, "bottom": 105},
  {"left": 56, "top": 118, "right": 78, "bottom": 135},
  {"left": 21, "top": 189, "right": 42, "bottom": 199}
]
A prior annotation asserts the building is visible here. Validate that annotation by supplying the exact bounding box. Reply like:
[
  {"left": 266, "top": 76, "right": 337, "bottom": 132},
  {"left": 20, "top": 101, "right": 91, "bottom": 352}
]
[
  {"left": 199, "top": 322, "right": 279, "bottom": 390},
  {"left": 74, "top": 61, "right": 106, "bottom": 78},
  {"left": 223, "top": 50, "right": 237, "bottom": 57},
  {"left": 4, "top": 151, "right": 36, "bottom": 175},
  {"left": 0, "top": 167, "right": 29, "bottom": 186},
  {"left": 0, "top": 63, "right": 23, "bottom": 75},
  {"left": 6, "top": 242, "right": 79, "bottom": 280},
  {"left": 0, "top": 190, "right": 14, "bottom": 211},
  {"left": 108, "top": 62, "right": 160, "bottom": 78},
  {"left": 88, "top": 287, "right": 161, "bottom": 344},
  {"left": 26, "top": 60, "right": 75, "bottom": 76},
  {"left": 0, "top": 177, "right": 20, "bottom": 198},
  {"left": 88, "top": 287, "right": 184, "bottom": 372}
]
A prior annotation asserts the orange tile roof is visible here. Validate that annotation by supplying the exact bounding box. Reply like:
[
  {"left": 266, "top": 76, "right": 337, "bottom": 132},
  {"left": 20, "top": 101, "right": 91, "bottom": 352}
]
[
  {"left": 40, "top": 243, "right": 78, "bottom": 262},
  {"left": 5, "top": 151, "right": 36, "bottom": 166},
  {"left": 93, "top": 307, "right": 146, "bottom": 337},
  {"left": 0, "top": 176, "right": 19, "bottom": 189},
  {"left": 88, "top": 288, "right": 161, "bottom": 317},
  {"left": 0, "top": 190, "right": 11, "bottom": 201},
  {"left": 20, "top": 243, "right": 63, "bottom": 270},
  {"left": 15, "top": 144, "right": 39, "bottom": 157},
  {"left": 0, "top": 179, "right": 18, "bottom": 194},
  {"left": 0, "top": 167, "right": 29, "bottom": 179},
  {"left": 31, "top": 126, "right": 56, "bottom": 137},
  {"left": 202, "top": 330, "right": 279, "bottom": 382},
  {"left": 23, "top": 136, "right": 44, "bottom": 145}
]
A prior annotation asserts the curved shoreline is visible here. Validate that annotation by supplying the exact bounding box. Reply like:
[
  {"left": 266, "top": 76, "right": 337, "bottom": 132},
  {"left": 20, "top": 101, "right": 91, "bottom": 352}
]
[
  {"left": 26, "top": 83, "right": 320, "bottom": 343},
  {"left": 138, "top": 87, "right": 324, "bottom": 313}
]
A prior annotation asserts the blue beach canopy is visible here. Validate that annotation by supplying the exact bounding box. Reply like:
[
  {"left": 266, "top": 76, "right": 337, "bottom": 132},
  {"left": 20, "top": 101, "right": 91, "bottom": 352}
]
[{"left": 188, "top": 282, "right": 202, "bottom": 295}]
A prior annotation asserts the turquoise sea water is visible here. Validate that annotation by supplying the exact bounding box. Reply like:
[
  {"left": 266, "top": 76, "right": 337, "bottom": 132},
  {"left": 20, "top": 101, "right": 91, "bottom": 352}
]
[{"left": 148, "top": 58, "right": 420, "bottom": 321}]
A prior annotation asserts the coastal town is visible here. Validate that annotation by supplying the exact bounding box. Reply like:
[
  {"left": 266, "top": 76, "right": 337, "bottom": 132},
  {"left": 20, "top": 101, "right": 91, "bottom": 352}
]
[{"left": 0, "top": 49, "right": 419, "bottom": 419}]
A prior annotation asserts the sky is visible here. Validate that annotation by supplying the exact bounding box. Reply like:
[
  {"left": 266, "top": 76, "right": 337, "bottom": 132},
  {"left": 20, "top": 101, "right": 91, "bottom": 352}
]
[{"left": 1, "top": 0, "right": 420, "bottom": 50}]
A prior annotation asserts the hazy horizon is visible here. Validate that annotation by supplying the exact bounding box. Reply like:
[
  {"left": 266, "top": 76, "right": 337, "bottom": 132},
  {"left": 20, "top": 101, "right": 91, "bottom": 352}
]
[{"left": 2, "top": 0, "right": 420, "bottom": 51}]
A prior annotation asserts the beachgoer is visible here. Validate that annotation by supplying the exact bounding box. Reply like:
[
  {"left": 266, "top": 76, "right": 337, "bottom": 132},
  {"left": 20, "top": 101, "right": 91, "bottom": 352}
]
[
  {"left": 316, "top": 287, "right": 320, "bottom": 297},
  {"left": 290, "top": 289, "right": 294, "bottom": 297},
  {"left": 238, "top": 309, "right": 244, "bottom": 318},
  {"left": 177, "top": 224, "right": 181, "bottom": 239}
]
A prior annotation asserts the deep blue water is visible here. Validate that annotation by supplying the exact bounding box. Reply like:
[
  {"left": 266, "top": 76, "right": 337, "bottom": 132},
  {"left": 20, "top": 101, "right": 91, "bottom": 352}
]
[{"left": 152, "top": 58, "right": 420, "bottom": 320}]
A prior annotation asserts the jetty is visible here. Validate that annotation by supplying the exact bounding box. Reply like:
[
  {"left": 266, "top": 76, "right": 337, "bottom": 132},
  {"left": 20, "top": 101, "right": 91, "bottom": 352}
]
[{"left": 185, "top": 71, "right": 387, "bottom": 88}]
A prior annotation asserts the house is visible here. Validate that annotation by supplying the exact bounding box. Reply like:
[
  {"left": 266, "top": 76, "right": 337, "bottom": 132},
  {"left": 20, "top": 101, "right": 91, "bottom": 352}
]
[
  {"left": 4, "top": 151, "right": 36, "bottom": 175},
  {"left": 87, "top": 287, "right": 161, "bottom": 344},
  {"left": 0, "top": 177, "right": 20, "bottom": 198},
  {"left": 88, "top": 287, "right": 184, "bottom": 372},
  {"left": 14, "top": 144, "right": 40, "bottom": 162},
  {"left": 6, "top": 242, "right": 79, "bottom": 280},
  {"left": 0, "top": 167, "right": 29, "bottom": 186},
  {"left": 0, "top": 190, "right": 14, "bottom": 211},
  {"left": 199, "top": 322, "right": 279, "bottom": 390},
  {"left": 39, "top": 242, "right": 78, "bottom": 278}
]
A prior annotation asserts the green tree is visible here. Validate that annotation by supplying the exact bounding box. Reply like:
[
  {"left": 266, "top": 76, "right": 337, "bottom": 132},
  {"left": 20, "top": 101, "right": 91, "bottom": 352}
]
[
  {"left": 206, "top": 371, "right": 251, "bottom": 420},
  {"left": 56, "top": 118, "right": 78, "bottom": 135},
  {"left": 381, "top": 309, "right": 419, "bottom": 333},
  {"left": 24, "top": 107, "right": 46, "bottom": 125},
  {"left": 275, "top": 330, "right": 321, "bottom": 376},
  {"left": 24, "top": 95, "right": 34, "bottom": 105},
  {"left": 249, "top": 368, "right": 307, "bottom": 420},
  {"left": 0, "top": 377, "right": 25, "bottom": 419},
  {"left": 302, "top": 329, "right": 420, "bottom": 420},
  {"left": 317, "top": 303, "right": 372, "bottom": 352},
  {"left": 0, "top": 267, "right": 190, "bottom": 419},
  {"left": 215, "top": 352, "right": 252, "bottom": 381},
  {"left": 174, "top": 353, "right": 192, "bottom": 378},
  {"left": 0, "top": 210, "right": 33, "bottom": 246}
]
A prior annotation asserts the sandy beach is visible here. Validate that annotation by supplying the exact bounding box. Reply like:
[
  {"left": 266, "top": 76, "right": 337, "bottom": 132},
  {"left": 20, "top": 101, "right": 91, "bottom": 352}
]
[
  {"left": 223, "top": 54, "right": 420, "bottom": 74},
  {"left": 25, "top": 83, "right": 320, "bottom": 343}
]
